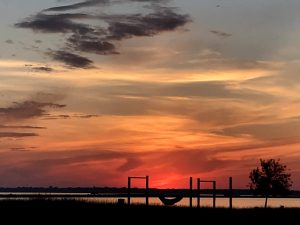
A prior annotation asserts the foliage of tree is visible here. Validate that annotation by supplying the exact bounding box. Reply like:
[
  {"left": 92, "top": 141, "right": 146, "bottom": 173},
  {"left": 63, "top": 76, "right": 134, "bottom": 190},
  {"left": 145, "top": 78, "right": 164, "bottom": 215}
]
[{"left": 249, "top": 159, "right": 292, "bottom": 207}]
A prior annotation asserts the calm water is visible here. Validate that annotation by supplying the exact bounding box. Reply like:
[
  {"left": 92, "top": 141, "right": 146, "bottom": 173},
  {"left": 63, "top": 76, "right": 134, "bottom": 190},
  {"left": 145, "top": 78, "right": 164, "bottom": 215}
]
[
  {"left": 1, "top": 193, "right": 300, "bottom": 208},
  {"left": 85, "top": 197, "right": 300, "bottom": 208}
]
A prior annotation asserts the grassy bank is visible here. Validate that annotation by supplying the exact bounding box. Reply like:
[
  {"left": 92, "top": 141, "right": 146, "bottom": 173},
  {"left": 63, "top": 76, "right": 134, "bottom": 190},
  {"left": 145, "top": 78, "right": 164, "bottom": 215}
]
[{"left": 0, "top": 199, "right": 298, "bottom": 224}]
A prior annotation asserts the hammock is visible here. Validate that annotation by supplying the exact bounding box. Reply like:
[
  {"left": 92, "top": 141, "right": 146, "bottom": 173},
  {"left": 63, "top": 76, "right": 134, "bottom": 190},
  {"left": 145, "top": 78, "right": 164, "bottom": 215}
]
[{"left": 158, "top": 195, "right": 183, "bottom": 206}]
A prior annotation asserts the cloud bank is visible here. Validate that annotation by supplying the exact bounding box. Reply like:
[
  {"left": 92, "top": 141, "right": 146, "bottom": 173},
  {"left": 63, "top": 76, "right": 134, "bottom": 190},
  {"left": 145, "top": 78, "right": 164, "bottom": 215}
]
[
  {"left": 15, "top": 0, "right": 190, "bottom": 68},
  {"left": 0, "top": 101, "right": 65, "bottom": 120}
]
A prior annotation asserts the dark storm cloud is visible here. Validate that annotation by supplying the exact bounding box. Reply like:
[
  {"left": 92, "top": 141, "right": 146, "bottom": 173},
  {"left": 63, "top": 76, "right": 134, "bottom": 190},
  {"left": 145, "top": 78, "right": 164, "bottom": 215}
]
[
  {"left": 210, "top": 30, "right": 232, "bottom": 38},
  {"left": 33, "top": 92, "right": 66, "bottom": 103},
  {"left": 16, "top": 11, "right": 189, "bottom": 40},
  {"left": 157, "top": 81, "right": 272, "bottom": 101},
  {"left": 32, "top": 66, "right": 54, "bottom": 72},
  {"left": 42, "top": 113, "right": 99, "bottom": 120},
  {"left": 15, "top": 13, "right": 93, "bottom": 34},
  {"left": 76, "top": 80, "right": 275, "bottom": 127},
  {"left": 0, "top": 125, "right": 46, "bottom": 129},
  {"left": 0, "top": 101, "right": 66, "bottom": 120},
  {"left": 5, "top": 40, "right": 14, "bottom": 44},
  {"left": 0, "top": 145, "right": 252, "bottom": 186},
  {"left": 159, "top": 149, "right": 236, "bottom": 174},
  {"left": 131, "top": 0, "right": 168, "bottom": 2},
  {"left": 211, "top": 139, "right": 300, "bottom": 155},
  {"left": 50, "top": 50, "right": 93, "bottom": 68},
  {"left": 117, "top": 157, "right": 143, "bottom": 171},
  {"left": 0, "top": 149, "right": 143, "bottom": 186},
  {"left": 74, "top": 114, "right": 100, "bottom": 119},
  {"left": 216, "top": 117, "right": 300, "bottom": 140},
  {"left": 0, "top": 132, "right": 38, "bottom": 138},
  {"left": 10, "top": 149, "right": 139, "bottom": 171},
  {"left": 10, "top": 147, "right": 32, "bottom": 152},
  {"left": 107, "top": 11, "right": 190, "bottom": 40},
  {"left": 68, "top": 35, "right": 118, "bottom": 55},
  {"left": 88, "top": 80, "right": 275, "bottom": 103},
  {"left": 15, "top": 0, "right": 190, "bottom": 68},
  {"left": 45, "top": 0, "right": 110, "bottom": 12},
  {"left": 45, "top": 0, "right": 169, "bottom": 12},
  {"left": 43, "top": 114, "right": 70, "bottom": 120}
]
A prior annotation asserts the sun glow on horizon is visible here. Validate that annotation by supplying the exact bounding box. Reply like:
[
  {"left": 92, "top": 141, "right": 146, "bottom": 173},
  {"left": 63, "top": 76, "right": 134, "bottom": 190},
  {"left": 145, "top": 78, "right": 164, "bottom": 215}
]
[{"left": 1, "top": 0, "right": 300, "bottom": 189}]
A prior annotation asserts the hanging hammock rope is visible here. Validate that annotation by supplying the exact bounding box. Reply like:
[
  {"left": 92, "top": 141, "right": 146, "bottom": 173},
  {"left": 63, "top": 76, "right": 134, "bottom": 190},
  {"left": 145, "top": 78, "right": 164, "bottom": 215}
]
[{"left": 158, "top": 195, "right": 183, "bottom": 206}]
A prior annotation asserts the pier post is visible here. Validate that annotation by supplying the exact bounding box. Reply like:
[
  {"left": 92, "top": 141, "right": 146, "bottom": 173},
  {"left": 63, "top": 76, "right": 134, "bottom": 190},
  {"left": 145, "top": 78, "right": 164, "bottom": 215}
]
[
  {"left": 189, "top": 177, "right": 193, "bottom": 208},
  {"left": 128, "top": 177, "right": 131, "bottom": 205},
  {"left": 146, "top": 175, "right": 149, "bottom": 206},
  {"left": 197, "top": 178, "right": 200, "bottom": 208},
  {"left": 229, "top": 177, "right": 233, "bottom": 209},
  {"left": 213, "top": 181, "right": 216, "bottom": 209}
]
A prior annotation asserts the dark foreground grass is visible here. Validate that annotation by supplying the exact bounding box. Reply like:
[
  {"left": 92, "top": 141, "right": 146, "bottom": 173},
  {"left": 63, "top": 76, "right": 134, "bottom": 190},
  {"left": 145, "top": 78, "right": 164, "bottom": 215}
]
[{"left": 0, "top": 199, "right": 299, "bottom": 224}]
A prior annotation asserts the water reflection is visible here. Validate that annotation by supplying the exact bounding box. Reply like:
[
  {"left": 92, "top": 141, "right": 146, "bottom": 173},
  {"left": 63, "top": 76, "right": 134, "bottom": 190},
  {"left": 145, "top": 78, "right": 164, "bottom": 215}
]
[
  {"left": 0, "top": 193, "right": 299, "bottom": 208},
  {"left": 85, "top": 197, "right": 300, "bottom": 208}
]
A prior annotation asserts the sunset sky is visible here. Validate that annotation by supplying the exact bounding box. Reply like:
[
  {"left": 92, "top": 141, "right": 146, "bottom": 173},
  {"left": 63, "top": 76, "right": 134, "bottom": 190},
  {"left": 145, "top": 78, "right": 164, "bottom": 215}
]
[{"left": 1, "top": 0, "right": 300, "bottom": 189}]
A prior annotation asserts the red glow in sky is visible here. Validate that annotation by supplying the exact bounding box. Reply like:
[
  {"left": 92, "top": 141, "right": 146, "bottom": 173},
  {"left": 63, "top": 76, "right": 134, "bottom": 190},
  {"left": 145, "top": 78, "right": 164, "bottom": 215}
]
[{"left": 1, "top": 0, "right": 300, "bottom": 189}]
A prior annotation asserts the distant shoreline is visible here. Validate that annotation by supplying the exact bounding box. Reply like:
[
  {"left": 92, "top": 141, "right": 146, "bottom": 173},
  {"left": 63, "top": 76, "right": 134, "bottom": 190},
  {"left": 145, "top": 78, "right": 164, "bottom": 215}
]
[
  {"left": 1, "top": 187, "right": 300, "bottom": 197},
  {"left": 1, "top": 193, "right": 300, "bottom": 199}
]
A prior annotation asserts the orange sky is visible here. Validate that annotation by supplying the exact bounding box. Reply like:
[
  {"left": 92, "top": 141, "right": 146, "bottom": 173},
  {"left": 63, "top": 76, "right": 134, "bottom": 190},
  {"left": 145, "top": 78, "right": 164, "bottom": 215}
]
[{"left": 1, "top": 0, "right": 300, "bottom": 189}]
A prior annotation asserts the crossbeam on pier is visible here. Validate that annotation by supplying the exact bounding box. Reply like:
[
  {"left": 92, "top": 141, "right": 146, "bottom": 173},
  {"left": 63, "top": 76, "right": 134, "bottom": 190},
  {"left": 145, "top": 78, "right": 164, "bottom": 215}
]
[{"left": 128, "top": 176, "right": 149, "bottom": 206}]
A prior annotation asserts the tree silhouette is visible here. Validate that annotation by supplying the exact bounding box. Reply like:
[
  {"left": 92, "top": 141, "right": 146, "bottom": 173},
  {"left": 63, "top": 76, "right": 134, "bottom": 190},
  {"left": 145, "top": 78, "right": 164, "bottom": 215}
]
[{"left": 249, "top": 159, "right": 292, "bottom": 208}]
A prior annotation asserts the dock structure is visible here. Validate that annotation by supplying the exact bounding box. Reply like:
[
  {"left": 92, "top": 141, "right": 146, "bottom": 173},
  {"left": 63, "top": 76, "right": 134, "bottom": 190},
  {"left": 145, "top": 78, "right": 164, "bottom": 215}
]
[
  {"left": 189, "top": 177, "right": 217, "bottom": 208},
  {"left": 127, "top": 176, "right": 149, "bottom": 206},
  {"left": 229, "top": 177, "right": 233, "bottom": 209},
  {"left": 1, "top": 176, "right": 237, "bottom": 208},
  {"left": 126, "top": 176, "right": 233, "bottom": 209}
]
